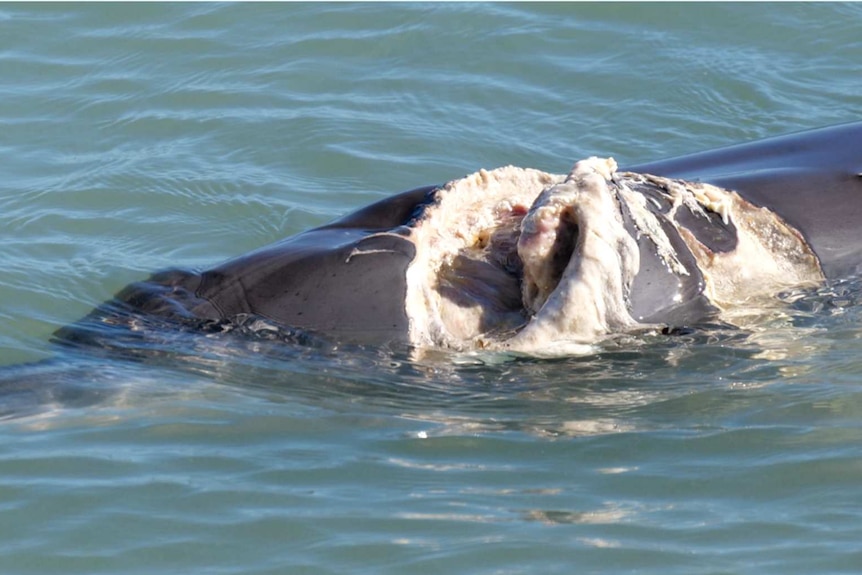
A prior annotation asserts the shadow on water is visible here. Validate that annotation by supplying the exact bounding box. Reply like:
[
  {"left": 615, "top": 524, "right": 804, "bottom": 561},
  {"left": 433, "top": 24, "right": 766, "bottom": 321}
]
[{"left": 1, "top": 276, "right": 861, "bottom": 430}]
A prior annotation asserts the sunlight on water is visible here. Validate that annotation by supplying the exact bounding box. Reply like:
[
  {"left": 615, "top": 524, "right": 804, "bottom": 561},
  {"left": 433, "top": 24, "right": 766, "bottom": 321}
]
[{"left": 1, "top": 3, "right": 862, "bottom": 574}]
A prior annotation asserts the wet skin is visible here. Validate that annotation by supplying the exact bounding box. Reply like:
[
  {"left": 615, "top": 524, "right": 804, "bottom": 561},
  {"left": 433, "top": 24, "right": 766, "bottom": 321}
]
[{"left": 56, "top": 122, "right": 862, "bottom": 347}]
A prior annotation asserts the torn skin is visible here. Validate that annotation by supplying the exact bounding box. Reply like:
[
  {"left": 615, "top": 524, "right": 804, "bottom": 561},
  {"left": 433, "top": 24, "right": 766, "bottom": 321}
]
[
  {"left": 401, "top": 158, "right": 824, "bottom": 356},
  {"left": 505, "top": 158, "right": 641, "bottom": 354}
]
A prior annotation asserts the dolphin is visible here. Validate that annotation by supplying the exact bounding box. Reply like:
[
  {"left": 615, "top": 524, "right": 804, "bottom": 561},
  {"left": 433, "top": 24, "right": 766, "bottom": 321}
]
[{"left": 54, "top": 122, "right": 862, "bottom": 354}]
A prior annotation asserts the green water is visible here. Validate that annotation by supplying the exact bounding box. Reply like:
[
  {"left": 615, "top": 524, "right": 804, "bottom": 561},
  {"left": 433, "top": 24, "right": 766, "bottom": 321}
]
[{"left": 1, "top": 3, "right": 862, "bottom": 573}]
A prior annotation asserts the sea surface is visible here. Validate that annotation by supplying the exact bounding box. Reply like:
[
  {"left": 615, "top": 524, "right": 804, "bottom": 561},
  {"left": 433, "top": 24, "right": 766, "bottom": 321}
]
[{"left": 1, "top": 3, "right": 862, "bottom": 574}]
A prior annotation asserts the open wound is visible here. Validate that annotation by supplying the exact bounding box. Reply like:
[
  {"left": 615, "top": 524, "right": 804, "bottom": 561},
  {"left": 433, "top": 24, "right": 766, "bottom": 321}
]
[{"left": 403, "top": 158, "right": 824, "bottom": 355}]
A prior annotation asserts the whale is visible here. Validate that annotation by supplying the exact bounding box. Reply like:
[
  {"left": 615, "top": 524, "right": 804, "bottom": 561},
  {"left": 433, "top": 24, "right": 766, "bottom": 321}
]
[{"left": 54, "top": 122, "right": 862, "bottom": 355}]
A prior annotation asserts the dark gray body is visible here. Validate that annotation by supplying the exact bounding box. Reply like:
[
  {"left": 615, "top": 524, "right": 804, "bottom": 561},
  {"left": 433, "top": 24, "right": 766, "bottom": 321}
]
[
  {"left": 630, "top": 121, "right": 862, "bottom": 280},
  {"left": 621, "top": 121, "right": 862, "bottom": 325},
  {"left": 59, "top": 122, "right": 862, "bottom": 346}
]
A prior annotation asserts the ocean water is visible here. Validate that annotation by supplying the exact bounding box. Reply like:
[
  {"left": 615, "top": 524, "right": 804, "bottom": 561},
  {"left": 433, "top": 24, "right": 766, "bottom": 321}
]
[{"left": 1, "top": 3, "right": 862, "bottom": 573}]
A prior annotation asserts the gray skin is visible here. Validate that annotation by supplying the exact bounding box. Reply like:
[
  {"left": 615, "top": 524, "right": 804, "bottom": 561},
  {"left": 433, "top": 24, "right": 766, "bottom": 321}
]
[
  {"left": 622, "top": 121, "right": 862, "bottom": 326},
  {"left": 56, "top": 122, "right": 862, "bottom": 346}
]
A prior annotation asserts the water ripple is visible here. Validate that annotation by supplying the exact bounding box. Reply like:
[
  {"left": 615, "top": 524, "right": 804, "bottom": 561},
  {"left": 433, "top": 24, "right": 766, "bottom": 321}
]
[{"left": 2, "top": 3, "right": 862, "bottom": 574}]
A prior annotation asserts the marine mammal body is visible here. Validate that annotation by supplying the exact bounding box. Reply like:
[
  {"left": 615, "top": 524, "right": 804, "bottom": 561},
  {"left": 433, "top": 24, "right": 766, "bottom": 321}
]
[{"left": 56, "top": 122, "right": 862, "bottom": 355}]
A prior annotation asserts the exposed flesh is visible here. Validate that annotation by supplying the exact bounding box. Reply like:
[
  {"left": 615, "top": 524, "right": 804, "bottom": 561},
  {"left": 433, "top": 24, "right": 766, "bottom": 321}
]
[{"left": 403, "top": 158, "right": 824, "bottom": 355}]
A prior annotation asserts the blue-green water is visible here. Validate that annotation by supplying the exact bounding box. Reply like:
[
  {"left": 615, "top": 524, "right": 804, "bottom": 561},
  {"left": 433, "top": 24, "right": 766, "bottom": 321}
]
[{"left": 1, "top": 3, "right": 862, "bottom": 573}]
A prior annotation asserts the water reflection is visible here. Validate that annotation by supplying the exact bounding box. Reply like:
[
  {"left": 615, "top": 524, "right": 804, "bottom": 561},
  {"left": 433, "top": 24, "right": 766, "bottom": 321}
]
[{"left": 1, "top": 276, "right": 861, "bottom": 432}]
